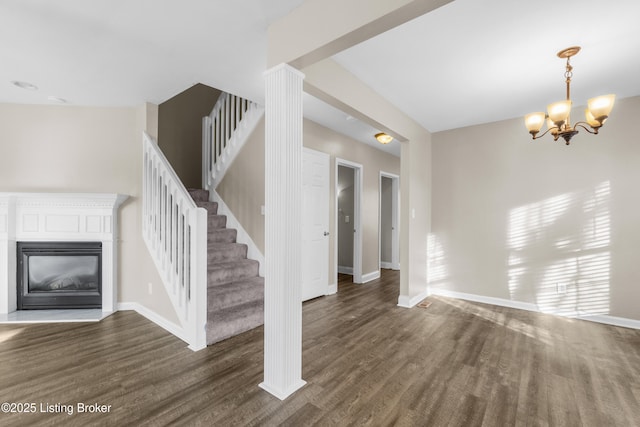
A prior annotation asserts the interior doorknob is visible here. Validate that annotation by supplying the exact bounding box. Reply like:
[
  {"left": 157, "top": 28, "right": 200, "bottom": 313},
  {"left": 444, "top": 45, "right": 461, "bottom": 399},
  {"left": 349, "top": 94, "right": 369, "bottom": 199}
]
[{"left": 323, "top": 231, "right": 329, "bottom": 236}]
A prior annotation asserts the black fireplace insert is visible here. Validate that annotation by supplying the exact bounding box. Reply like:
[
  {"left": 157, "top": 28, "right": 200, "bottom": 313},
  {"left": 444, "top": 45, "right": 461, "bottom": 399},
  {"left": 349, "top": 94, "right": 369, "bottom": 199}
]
[{"left": 17, "top": 242, "right": 102, "bottom": 309}]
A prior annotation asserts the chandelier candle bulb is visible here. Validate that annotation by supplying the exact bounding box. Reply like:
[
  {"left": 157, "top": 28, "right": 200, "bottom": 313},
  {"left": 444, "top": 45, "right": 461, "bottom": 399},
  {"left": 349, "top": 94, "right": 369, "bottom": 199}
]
[
  {"left": 585, "top": 109, "right": 601, "bottom": 128},
  {"left": 525, "top": 112, "right": 546, "bottom": 135},
  {"left": 587, "top": 94, "right": 615, "bottom": 123},
  {"left": 547, "top": 100, "right": 572, "bottom": 128}
]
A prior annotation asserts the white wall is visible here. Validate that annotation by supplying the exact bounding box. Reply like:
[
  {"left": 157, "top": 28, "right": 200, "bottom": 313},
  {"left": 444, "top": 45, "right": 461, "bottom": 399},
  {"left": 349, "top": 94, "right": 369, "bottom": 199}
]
[
  {"left": 0, "top": 103, "right": 179, "bottom": 324},
  {"left": 431, "top": 96, "right": 640, "bottom": 321}
]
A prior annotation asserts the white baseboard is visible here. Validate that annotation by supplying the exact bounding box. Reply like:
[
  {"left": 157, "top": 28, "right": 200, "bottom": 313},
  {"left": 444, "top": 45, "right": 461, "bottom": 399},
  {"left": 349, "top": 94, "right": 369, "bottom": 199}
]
[
  {"left": 579, "top": 314, "right": 640, "bottom": 330},
  {"left": 337, "top": 266, "right": 353, "bottom": 275},
  {"left": 361, "top": 270, "right": 380, "bottom": 283},
  {"left": 326, "top": 283, "right": 337, "bottom": 295},
  {"left": 427, "top": 289, "right": 640, "bottom": 330},
  {"left": 380, "top": 262, "right": 400, "bottom": 270},
  {"left": 211, "top": 189, "right": 265, "bottom": 276},
  {"left": 397, "top": 288, "right": 429, "bottom": 308},
  {"left": 428, "top": 289, "right": 539, "bottom": 312},
  {"left": 117, "top": 302, "right": 189, "bottom": 345}
]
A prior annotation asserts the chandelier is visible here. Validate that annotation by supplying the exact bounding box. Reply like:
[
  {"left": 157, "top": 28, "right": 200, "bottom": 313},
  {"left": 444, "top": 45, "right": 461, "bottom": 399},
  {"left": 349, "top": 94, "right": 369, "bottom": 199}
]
[{"left": 524, "top": 46, "right": 615, "bottom": 145}]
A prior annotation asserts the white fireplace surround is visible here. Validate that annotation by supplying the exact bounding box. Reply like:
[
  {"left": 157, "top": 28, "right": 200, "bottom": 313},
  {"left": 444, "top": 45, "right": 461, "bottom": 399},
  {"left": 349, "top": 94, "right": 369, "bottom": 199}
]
[{"left": 0, "top": 193, "right": 128, "bottom": 317}]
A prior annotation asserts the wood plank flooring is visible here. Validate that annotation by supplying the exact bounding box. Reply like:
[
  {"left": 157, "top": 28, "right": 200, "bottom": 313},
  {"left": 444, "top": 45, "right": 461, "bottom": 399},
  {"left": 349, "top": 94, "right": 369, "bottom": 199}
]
[{"left": 1, "top": 270, "right": 639, "bottom": 426}]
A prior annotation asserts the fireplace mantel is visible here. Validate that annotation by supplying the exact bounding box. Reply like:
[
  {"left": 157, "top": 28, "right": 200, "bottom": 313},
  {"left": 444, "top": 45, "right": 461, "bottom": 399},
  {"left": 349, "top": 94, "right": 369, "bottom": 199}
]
[{"left": 0, "top": 192, "right": 128, "bottom": 317}]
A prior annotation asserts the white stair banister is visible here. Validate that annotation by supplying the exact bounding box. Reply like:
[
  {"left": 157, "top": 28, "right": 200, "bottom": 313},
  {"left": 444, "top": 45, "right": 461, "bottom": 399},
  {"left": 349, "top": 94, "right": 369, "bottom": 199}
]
[
  {"left": 142, "top": 132, "right": 207, "bottom": 351},
  {"left": 202, "top": 92, "right": 264, "bottom": 192}
]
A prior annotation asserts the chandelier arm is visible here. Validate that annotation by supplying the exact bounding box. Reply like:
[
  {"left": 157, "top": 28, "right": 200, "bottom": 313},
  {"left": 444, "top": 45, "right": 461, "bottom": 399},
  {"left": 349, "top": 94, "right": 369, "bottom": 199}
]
[
  {"left": 531, "top": 126, "right": 560, "bottom": 140},
  {"left": 573, "top": 122, "right": 600, "bottom": 135}
]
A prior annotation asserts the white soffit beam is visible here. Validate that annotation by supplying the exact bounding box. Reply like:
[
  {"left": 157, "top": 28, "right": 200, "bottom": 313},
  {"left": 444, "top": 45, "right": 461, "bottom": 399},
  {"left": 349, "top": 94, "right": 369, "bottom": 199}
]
[
  {"left": 268, "top": 0, "right": 453, "bottom": 69},
  {"left": 304, "top": 58, "right": 432, "bottom": 143}
]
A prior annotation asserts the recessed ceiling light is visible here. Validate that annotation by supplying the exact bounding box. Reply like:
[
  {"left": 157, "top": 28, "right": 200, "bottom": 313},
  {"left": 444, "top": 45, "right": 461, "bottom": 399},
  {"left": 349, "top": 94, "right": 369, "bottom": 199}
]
[
  {"left": 11, "top": 80, "right": 38, "bottom": 91},
  {"left": 47, "top": 96, "right": 68, "bottom": 104}
]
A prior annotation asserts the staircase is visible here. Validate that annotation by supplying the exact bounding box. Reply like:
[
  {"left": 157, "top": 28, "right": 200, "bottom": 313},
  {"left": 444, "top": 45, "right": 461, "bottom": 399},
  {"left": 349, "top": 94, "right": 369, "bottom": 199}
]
[
  {"left": 143, "top": 91, "right": 264, "bottom": 350},
  {"left": 188, "top": 188, "right": 264, "bottom": 345}
]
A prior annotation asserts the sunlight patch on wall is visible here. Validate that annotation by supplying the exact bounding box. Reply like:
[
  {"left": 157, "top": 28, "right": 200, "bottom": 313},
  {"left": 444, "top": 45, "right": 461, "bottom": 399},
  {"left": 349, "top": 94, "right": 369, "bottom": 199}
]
[
  {"left": 427, "top": 233, "right": 448, "bottom": 286},
  {"left": 507, "top": 181, "right": 611, "bottom": 317}
]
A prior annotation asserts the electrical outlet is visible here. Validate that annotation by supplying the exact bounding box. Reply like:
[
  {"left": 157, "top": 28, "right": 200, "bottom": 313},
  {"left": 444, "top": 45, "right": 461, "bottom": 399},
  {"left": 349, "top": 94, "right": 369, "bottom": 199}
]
[
  {"left": 148, "top": 282, "right": 153, "bottom": 295},
  {"left": 556, "top": 283, "right": 567, "bottom": 294}
]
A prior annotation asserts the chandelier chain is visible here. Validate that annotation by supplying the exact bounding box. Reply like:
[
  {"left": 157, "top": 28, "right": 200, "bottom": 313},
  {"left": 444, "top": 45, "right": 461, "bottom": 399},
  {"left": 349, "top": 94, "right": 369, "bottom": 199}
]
[{"left": 564, "top": 57, "right": 573, "bottom": 101}]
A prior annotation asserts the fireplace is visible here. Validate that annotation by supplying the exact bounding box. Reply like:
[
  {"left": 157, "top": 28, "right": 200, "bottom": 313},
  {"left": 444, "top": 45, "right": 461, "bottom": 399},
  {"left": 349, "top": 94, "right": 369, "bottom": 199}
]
[
  {"left": 1, "top": 192, "right": 128, "bottom": 318},
  {"left": 17, "top": 242, "right": 102, "bottom": 309}
]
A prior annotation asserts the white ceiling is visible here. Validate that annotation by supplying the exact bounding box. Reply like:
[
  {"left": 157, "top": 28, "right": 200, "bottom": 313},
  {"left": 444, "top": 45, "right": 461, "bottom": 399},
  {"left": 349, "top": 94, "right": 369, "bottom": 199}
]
[
  {"left": 0, "top": 0, "right": 304, "bottom": 106},
  {"left": 3, "top": 0, "right": 640, "bottom": 158},
  {"left": 333, "top": 0, "right": 640, "bottom": 133}
]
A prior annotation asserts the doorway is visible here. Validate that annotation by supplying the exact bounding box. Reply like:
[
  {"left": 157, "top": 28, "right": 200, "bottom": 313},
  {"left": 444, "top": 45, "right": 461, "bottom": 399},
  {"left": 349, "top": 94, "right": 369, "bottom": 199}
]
[
  {"left": 379, "top": 172, "right": 399, "bottom": 270},
  {"left": 335, "top": 159, "right": 363, "bottom": 286}
]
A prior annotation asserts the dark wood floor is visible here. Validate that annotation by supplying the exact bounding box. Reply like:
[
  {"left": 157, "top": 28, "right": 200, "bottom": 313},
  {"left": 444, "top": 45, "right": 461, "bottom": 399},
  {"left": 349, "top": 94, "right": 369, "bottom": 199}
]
[{"left": 1, "top": 270, "right": 639, "bottom": 426}]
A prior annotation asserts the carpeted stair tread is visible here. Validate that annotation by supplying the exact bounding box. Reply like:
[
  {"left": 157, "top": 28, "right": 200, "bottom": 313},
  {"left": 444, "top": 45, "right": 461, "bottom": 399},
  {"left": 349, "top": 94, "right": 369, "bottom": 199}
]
[
  {"left": 196, "top": 201, "right": 218, "bottom": 213},
  {"left": 207, "top": 276, "right": 264, "bottom": 312},
  {"left": 208, "top": 242, "right": 248, "bottom": 263},
  {"left": 188, "top": 188, "right": 209, "bottom": 202},
  {"left": 206, "top": 299, "right": 264, "bottom": 345},
  {"left": 208, "top": 259, "right": 259, "bottom": 286}
]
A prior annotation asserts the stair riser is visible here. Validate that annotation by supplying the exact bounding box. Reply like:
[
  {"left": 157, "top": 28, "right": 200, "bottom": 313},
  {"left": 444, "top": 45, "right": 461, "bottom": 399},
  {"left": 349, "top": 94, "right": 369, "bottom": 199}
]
[
  {"left": 208, "top": 262, "right": 259, "bottom": 286},
  {"left": 208, "top": 215, "right": 227, "bottom": 229},
  {"left": 208, "top": 229, "right": 237, "bottom": 243},
  {"left": 206, "top": 303, "right": 264, "bottom": 345},
  {"left": 208, "top": 244, "right": 247, "bottom": 263},
  {"left": 207, "top": 282, "right": 264, "bottom": 312}
]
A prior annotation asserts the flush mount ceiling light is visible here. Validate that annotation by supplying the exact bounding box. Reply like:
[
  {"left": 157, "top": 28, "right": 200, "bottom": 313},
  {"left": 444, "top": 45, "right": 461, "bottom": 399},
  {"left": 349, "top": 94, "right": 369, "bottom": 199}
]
[
  {"left": 524, "top": 46, "right": 615, "bottom": 145},
  {"left": 375, "top": 132, "right": 393, "bottom": 144},
  {"left": 11, "top": 80, "right": 38, "bottom": 91}
]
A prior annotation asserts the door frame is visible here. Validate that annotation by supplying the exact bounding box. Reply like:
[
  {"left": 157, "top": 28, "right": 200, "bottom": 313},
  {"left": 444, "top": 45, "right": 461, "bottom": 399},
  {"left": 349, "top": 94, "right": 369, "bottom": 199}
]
[
  {"left": 335, "top": 158, "right": 363, "bottom": 284},
  {"left": 379, "top": 171, "right": 400, "bottom": 270}
]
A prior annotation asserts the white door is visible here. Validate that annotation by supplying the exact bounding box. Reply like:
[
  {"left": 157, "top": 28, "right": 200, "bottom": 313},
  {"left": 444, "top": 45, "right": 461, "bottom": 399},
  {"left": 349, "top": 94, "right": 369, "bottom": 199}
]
[{"left": 302, "top": 148, "right": 330, "bottom": 301}]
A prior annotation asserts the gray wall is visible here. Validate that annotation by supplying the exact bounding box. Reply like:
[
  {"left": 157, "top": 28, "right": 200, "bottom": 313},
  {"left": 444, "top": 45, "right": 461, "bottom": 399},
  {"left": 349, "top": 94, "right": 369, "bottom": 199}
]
[
  {"left": 431, "top": 95, "right": 640, "bottom": 321},
  {"left": 158, "top": 83, "right": 221, "bottom": 188},
  {"left": 380, "top": 176, "right": 393, "bottom": 264},
  {"left": 337, "top": 165, "right": 354, "bottom": 270}
]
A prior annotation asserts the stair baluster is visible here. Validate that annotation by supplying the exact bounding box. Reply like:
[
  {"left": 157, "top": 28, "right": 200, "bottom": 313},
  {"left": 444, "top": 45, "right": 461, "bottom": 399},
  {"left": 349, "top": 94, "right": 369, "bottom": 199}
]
[{"left": 142, "top": 132, "right": 208, "bottom": 350}]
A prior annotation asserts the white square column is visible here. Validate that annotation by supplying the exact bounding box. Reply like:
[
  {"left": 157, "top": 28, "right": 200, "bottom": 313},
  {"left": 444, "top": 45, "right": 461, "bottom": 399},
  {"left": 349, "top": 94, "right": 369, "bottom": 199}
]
[{"left": 259, "top": 63, "right": 306, "bottom": 400}]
